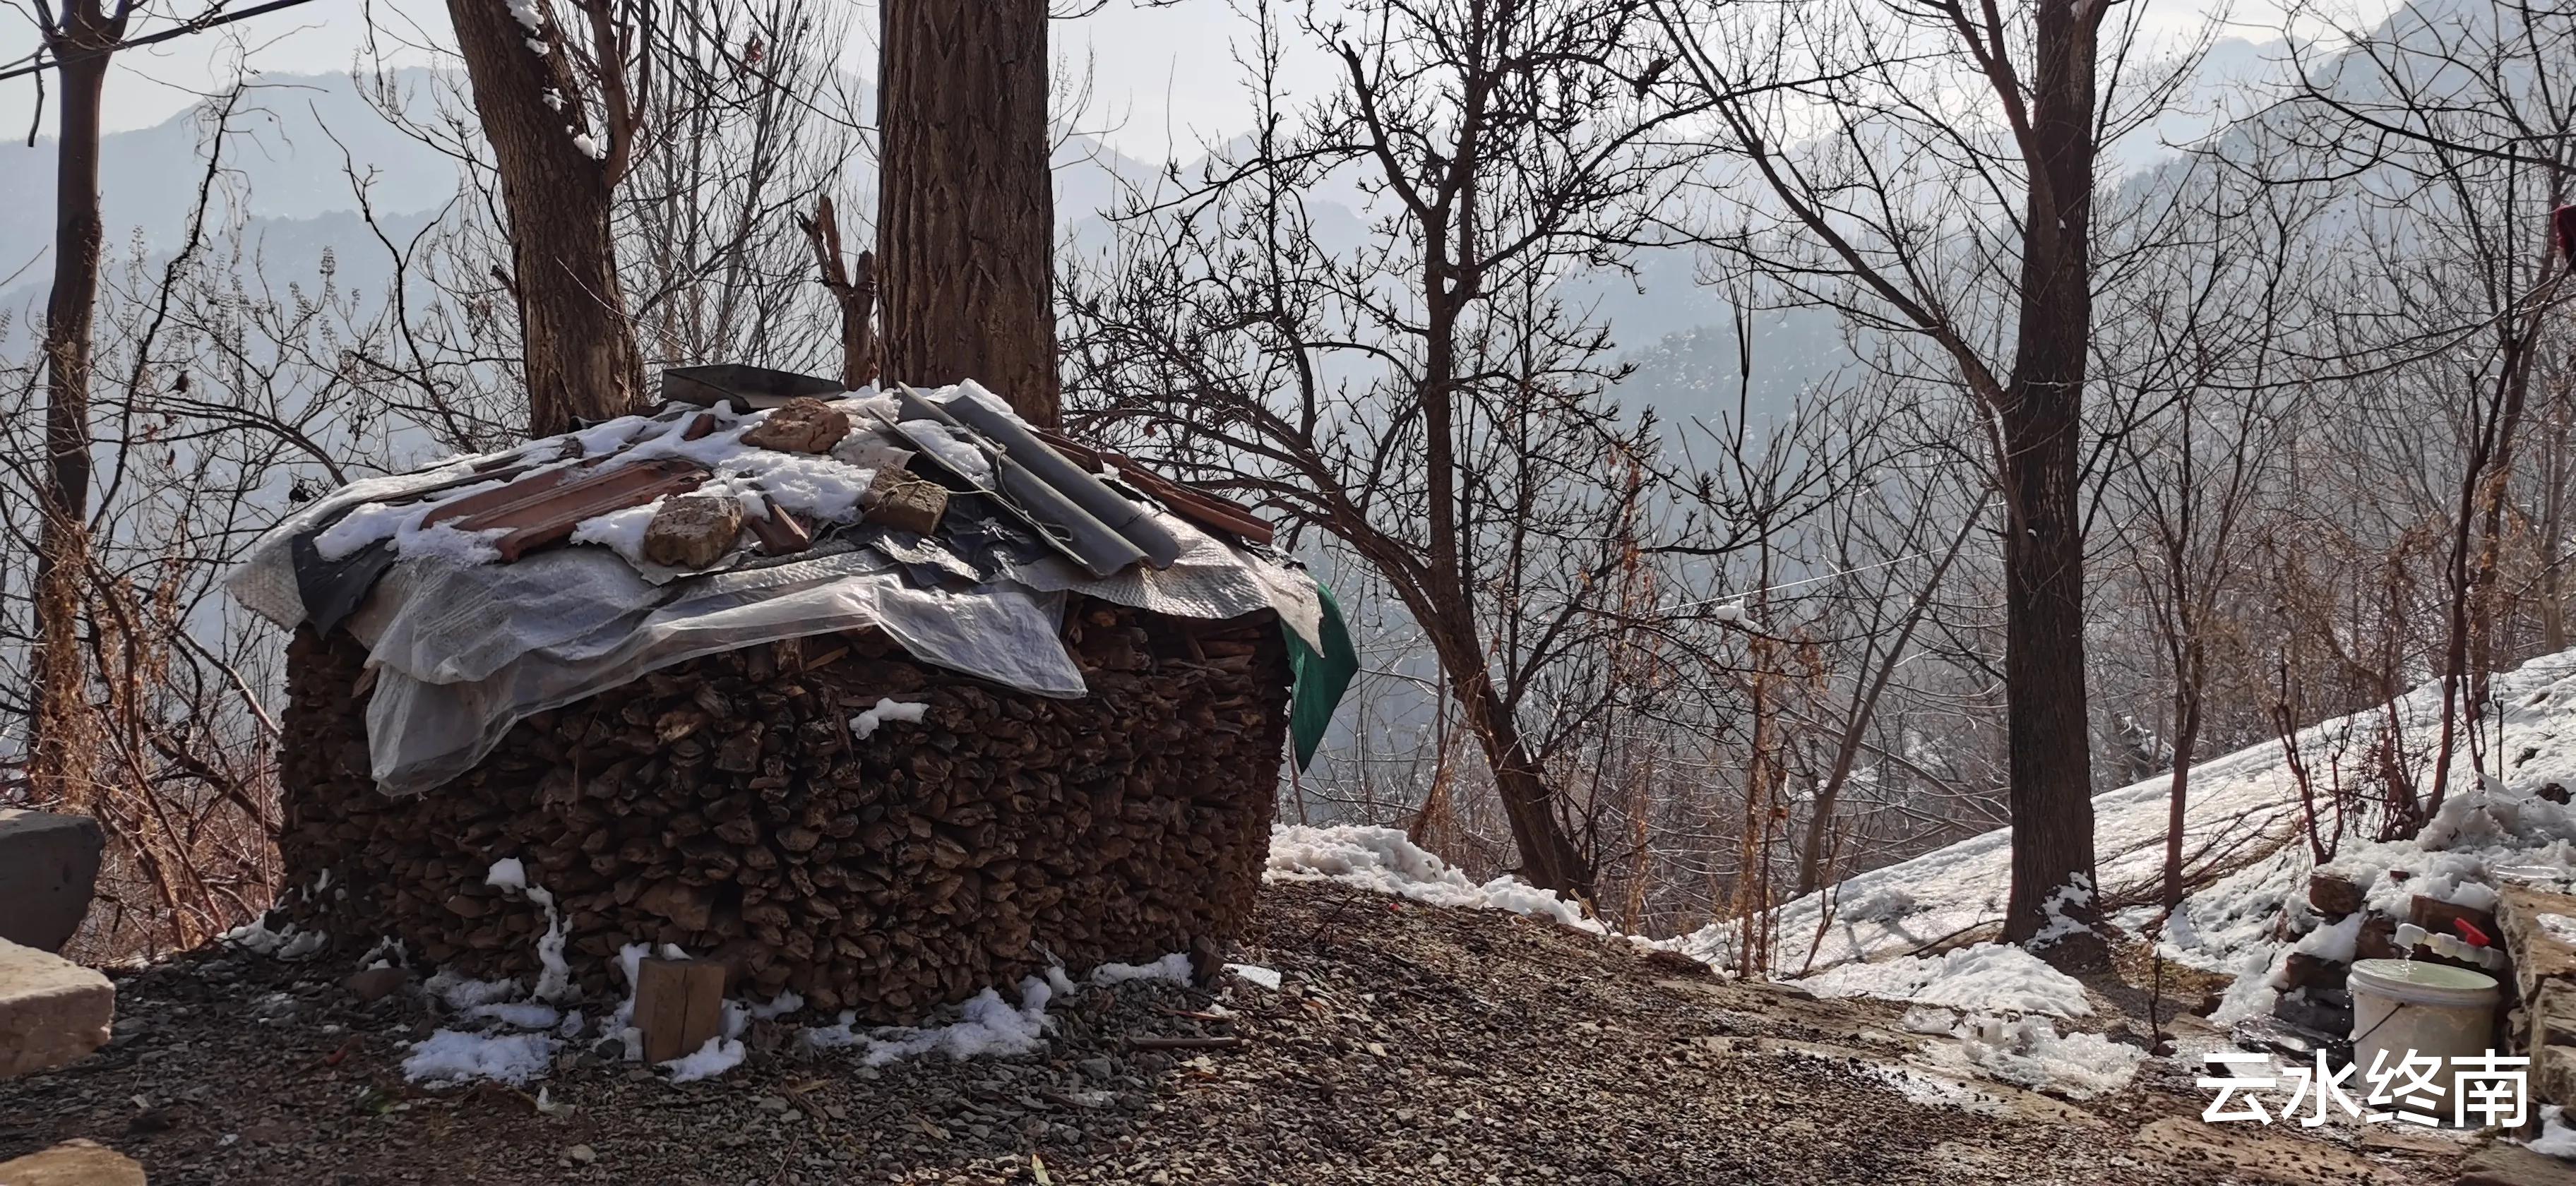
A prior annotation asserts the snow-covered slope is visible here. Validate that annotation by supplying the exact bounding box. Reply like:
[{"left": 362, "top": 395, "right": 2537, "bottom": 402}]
[{"left": 1678, "top": 648, "right": 2576, "bottom": 981}]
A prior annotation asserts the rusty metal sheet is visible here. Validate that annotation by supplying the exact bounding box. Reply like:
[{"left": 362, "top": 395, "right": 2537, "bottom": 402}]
[
  {"left": 434, "top": 459, "right": 710, "bottom": 562},
  {"left": 1112, "top": 465, "right": 1275, "bottom": 546},
  {"left": 418, "top": 465, "right": 588, "bottom": 529},
  {"left": 744, "top": 494, "right": 812, "bottom": 556}
]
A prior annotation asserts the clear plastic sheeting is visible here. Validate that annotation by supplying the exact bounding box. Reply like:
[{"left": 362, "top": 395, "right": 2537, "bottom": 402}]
[
  {"left": 355, "top": 546, "right": 669, "bottom": 687},
  {"left": 341, "top": 514, "right": 1321, "bottom": 796},
  {"left": 227, "top": 447, "right": 532, "bottom": 629},
  {"left": 227, "top": 381, "right": 1329, "bottom": 798},
  {"left": 360, "top": 546, "right": 1083, "bottom": 795}
]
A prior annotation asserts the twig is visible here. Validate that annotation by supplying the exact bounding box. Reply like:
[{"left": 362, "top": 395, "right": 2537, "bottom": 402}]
[{"left": 1126, "top": 1036, "right": 1241, "bottom": 1050}]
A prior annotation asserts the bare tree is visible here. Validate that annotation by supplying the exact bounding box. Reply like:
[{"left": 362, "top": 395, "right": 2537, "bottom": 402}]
[
  {"left": 8, "top": 0, "right": 334, "bottom": 811},
  {"left": 1065, "top": 0, "right": 1737, "bottom": 899},
  {"left": 2260, "top": 0, "right": 2576, "bottom": 826},
  {"left": 617, "top": 0, "right": 866, "bottom": 372},
  {"left": 1794, "top": 483, "right": 1984, "bottom": 897},
  {"left": 1650, "top": 0, "right": 2222, "bottom": 942},
  {"left": 18, "top": 0, "right": 138, "bottom": 813},
  {"left": 2097, "top": 167, "right": 2316, "bottom": 907},
  {"left": 799, "top": 197, "right": 878, "bottom": 388}
]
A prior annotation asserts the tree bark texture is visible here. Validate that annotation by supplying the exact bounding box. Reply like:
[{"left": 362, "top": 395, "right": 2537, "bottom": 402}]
[
  {"left": 878, "top": 0, "right": 1059, "bottom": 426},
  {"left": 30, "top": 40, "right": 124, "bottom": 812},
  {"left": 446, "top": 0, "right": 647, "bottom": 438},
  {"left": 1998, "top": 0, "right": 2103, "bottom": 944}
]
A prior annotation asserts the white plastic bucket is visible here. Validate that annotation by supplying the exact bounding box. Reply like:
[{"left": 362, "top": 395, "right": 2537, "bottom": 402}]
[{"left": 2349, "top": 957, "right": 2499, "bottom": 1119}]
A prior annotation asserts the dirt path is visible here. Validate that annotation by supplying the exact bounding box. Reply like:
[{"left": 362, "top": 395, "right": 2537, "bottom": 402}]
[{"left": 0, "top": 882, "right": 2465, "bottom": 1185}]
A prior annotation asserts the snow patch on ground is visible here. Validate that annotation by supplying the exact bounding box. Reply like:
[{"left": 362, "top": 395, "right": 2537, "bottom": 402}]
[
  {"left": 1860, "top": 1063, "right": 2000, "bottom": 1112},
  {"left": 805, "top": 952, "right": 1197, "bottom": 1067},
  {"left": 2290, "top": 912, "right": 2363, "bottom": 964},
  {"left": 424, "top": 970, "right": 520, "bottom": 1011},
  {"left": 2527, "top": 1105, "right": 2576, "bottom": 1160},
  {"left": 1933, "top": 1013, "right": 2147, "bottom": 1100},
  {"left": 1265, "top": 825, "right": 1601, "bottom": 933},
  {"left": 1700, "top": 647, "right": 2576, "bottom": 1018},
  {"left": 2029, "top": 875, "right": 2096, "bottom": 948},
  {"left": 1090, "top": 953, "right": 1192, "bottom": 986},
  {"left": 662, "top": 1036, "right": 747, "bottom": 1084},
  {"left": 467, "top": 1002, "right": 562, "bottom": 1030},
  {"left": 220, "top": 916, "right": 326, "bottom": 959},
  {"left": 1799, "top": 944, "right": 2094, "bottom": 1017},
  {"left": 806, "top": 978, "right": 1059, "bottom": 1066},
  {"left": 1225, "top": 963, "right": 1283, "bottom": 990},
  {"left": 402, "top": 1029, "right": 556, "bottom": 1087}
]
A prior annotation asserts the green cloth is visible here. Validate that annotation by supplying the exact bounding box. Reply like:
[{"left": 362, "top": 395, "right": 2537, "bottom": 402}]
[{"left": 1284, "top": 582, "right": 1358, "bottom": 770}]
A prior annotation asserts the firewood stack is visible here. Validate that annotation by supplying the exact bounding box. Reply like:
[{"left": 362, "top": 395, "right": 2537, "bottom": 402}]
[{"left": 274, "top": 598, "right": 1288, "bottom": 1022}]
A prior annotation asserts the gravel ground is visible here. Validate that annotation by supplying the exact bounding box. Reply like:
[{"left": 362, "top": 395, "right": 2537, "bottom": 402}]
[{"left": 0, "top": 882, "right": 2471, "bottom": 1185}]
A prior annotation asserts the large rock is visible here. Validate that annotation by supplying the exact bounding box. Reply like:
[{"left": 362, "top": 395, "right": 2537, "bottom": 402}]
[
  {"left": 2500, "top": 886, "right": 2576, "bottom": 1108},
  {"left": 2532, "top": 984, "right": 2576, "bottom": 1108},
  {"left": 0, "top": 1139, "right": 146, "bottom": 1185},
  {"left": 0, "top": 938, "right": 113, "bottom": 1078},
  {"left": 642, "top": 495, "right": 745, "bottom": 569},
  {"left": 2457, "top": 1140, "right": 2576, "bottom": 1186},
  {"left": 2310, "top": 871, "right": 2366, "bottom": 918},
  {"left": 861, "top": 467, "right": 948, "bottom": 534},
  {"left": 739, "top": 397, "right": 850, "bottom": 454},
  {"left": 0, "top": 810, "right": 103, "bottom": 952},
  {"left": 2499, "top": 885, "right": 2576, "bottom": 1003}
]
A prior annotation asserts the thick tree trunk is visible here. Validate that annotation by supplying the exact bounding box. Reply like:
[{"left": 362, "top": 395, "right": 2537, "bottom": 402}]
[
  {"left": 446, "top": 0, "right": 645, "bottom": 437},
  {"left": 1998, "top": 0, "right": 2102, "bottom": 945},
  {"left": 1460, "top": 668, "right": 1594, "bottom": 902},
  {"left": 1404, "top": 596, "right": 1592, "bottom": 899},
  {"left": 877, "top": 0, "right": 1059, "bottom": 426},
  {"left": 30, "top": 48, "right": 120, "bottom": 811}
]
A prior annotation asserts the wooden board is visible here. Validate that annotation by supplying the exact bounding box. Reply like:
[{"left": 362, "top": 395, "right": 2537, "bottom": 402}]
[{"left": 634, "top": 957, "right": 729, "bottom": 1064}]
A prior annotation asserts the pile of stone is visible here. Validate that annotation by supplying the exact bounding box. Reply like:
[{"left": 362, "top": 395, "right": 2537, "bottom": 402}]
[{"left": 2498, "top": 885, "right": 2576, "bottom": 1115}]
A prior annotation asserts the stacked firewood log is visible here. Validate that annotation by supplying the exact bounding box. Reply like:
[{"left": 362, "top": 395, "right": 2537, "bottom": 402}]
[{"left": 275, "top": 599, "right": 1288, "bottom": 1022}]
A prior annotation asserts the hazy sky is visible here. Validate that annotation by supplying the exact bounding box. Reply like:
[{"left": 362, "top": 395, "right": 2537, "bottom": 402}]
[
  {"left": 0, "top": 0, "right": 2387, "bottom": 162},
  {"left": 0, "top": 0, "right": 1332, "bottom": 162}
]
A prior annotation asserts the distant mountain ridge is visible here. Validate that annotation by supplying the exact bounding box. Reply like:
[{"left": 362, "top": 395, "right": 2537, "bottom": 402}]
[{"left": 0, "top": 31, "right": 2289, "bottom": 424}]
